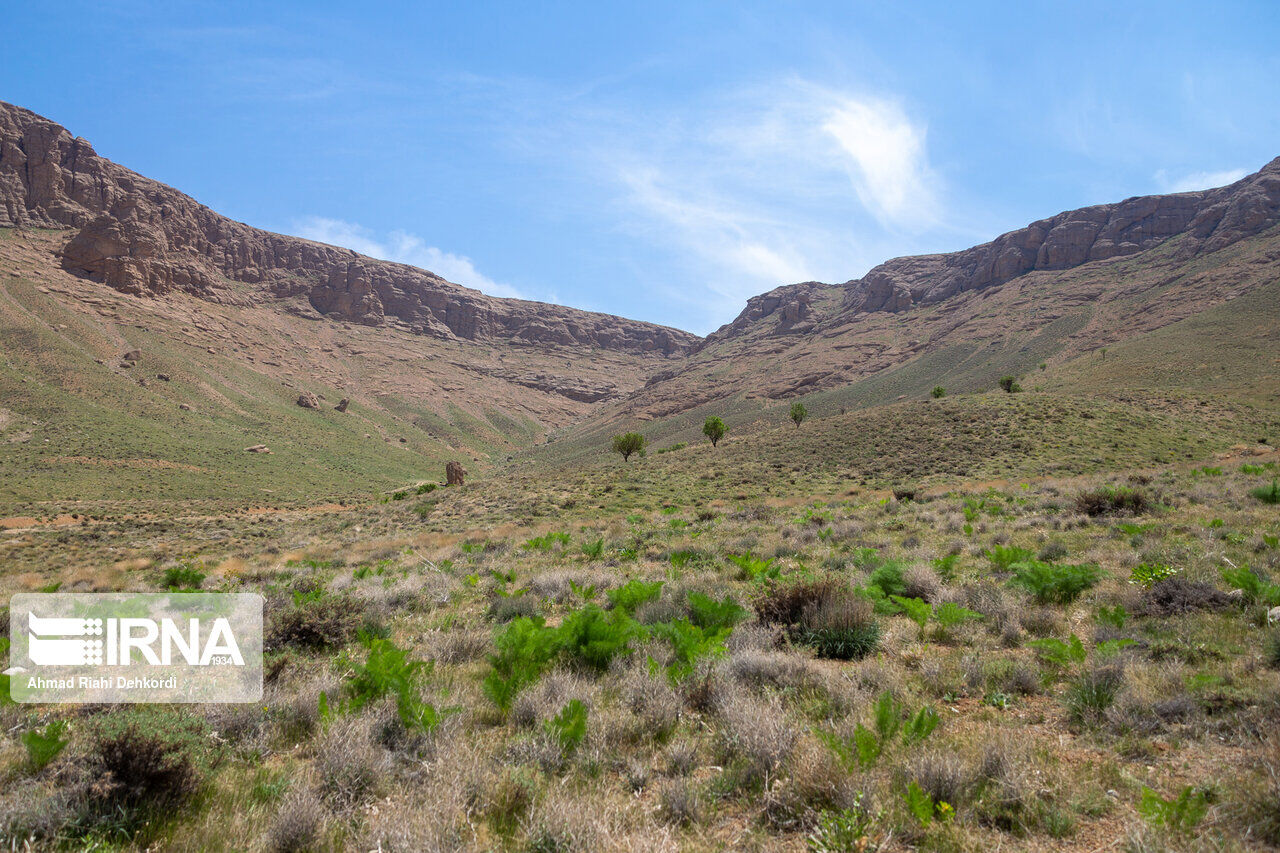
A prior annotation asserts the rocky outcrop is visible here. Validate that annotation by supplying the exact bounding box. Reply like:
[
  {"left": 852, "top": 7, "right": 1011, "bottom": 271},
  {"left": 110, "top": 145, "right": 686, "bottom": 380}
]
[
  {"left": 0, "top": 102, "right": 697, "bottom": 356},
  {"left": 485, "top": 368, "right": 619, "bottom": 403},
  {"left": 445, "top": 461, "right": 467, "bottom": 486},
  {"left": 704, "top": 157, "right": 1280, "bottom": 347},
  {"left": 296, "top": 392, "right": 321, "bottom": 410}
]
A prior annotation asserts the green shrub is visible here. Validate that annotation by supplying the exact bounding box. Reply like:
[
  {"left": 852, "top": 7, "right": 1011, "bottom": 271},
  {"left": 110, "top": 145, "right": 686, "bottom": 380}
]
[
  {"left": 1008, "top": 560, "right": 1101, "bottom": 604},
  {"left": 1220, "top": 564, "right": 1280, "bottom": 607},
  {"left": 522, "top": 531, "right": 571, "bottom": 551},
  {"left": 544, "top": 699, "right": 588, "bottom": 755},
  {"left": 558, "top": 604, "right": 643, "bottom": 670},
  {"left": 607, "top": 579, "right": 664, "bottom": 612},
  {"left": 727, "top": 552, "right": 779, "bottom": 582},
  {"left": 1252, "top": 480, "right": 1280, "bottom": 505},
  {"left": 865, "top": 560, "right": 908, "bottom": 603},
  {"left": 651, "top": 619, "right": 732, "bottom": 681},
  {"left": 807, "top": 794, "right": 877, "bottom": 852},
  {"left": 162, "top": 560, "right": 205, "bottom": 591},
  {"left": 1095, "top": 605, "right": 1128, "bottom": 630},
  {"left": 685, "top": 591, "right": 748, "bottom": 633},
  {"left": 930, "top": 386, "right": 946, "bottom": 399},
  {"left": 483, "top": 616, "right": 562, "bottom": 713},
  {"left": 580, "top": 538, "right": 605, "bottom": 561},
  {"left": 333, "top": 634, "right": 449, "bottom": 733},
  {"left": 1138, "top": 785, "right": 1209, "bottom": 833},
  {"left": 21, "top": 719, "right": 70, "bottom": 771},
  {"left": 821, "top": 692, "right": 938, "bottom": 771},
  {"left": 986, "top": 545, "right": 1036, "bottom": 571},
  {"left": 790, "top": 402, "right": 808, "bottom": 427},
  {"left": 998, "top": 376, "right": 1022, "bottom": 393}
]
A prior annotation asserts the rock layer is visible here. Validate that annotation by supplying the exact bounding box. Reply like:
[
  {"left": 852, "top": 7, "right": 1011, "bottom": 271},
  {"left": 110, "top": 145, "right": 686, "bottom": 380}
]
[{"left": 0, "top": 102, "right": 696, "bottom": 356}]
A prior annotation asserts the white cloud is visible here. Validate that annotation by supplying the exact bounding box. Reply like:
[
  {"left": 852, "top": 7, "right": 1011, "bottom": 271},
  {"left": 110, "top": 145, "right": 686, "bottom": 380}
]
[
  {"left": 822, "top": 95, "right": 938, "bottom": 229},
  {"left": 291, "top": 216, "right": 525, "bottom": 300},
  {"left": 1154, "top": 167, "right": 1248, "bottom": 193}
]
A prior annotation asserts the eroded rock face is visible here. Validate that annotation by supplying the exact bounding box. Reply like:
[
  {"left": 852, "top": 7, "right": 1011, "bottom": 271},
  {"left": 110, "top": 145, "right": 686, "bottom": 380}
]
[
  {"left": 445, "top": 461, "right": 466, "bottom": 486},
  {"left": 703, "top": 157, "right": 1280, "bottom": 347},
  {"left": 0, "top": 102, "right": 697, "bottom": 356}
]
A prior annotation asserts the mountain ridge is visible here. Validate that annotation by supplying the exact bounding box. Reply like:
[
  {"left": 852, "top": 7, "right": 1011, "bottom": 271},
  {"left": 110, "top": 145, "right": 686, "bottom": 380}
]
[
  {"left": 702, "top": 155, "right": 1280, "bottom": 349},
  {"left": 0, "top": 101, "right": 696, "bottom": 356}
]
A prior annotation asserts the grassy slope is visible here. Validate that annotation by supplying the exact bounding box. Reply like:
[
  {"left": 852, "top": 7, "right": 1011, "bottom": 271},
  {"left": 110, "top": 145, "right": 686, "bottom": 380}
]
[
  {"left": 527, "top": 262, "right": 1280, "bottom": 480},
  {"left": 0, "top": 260, "right": 547, "bottom": 515},
  {"left": 567, "top": 227, "right": 1280, "bottom": 457}
]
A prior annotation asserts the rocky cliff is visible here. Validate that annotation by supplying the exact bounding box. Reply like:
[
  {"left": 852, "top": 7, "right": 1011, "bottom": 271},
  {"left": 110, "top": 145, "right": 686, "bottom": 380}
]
[
  {"left": 0, "top": 102, "right": 697, "bottom": 356},
  {"left": 704, "top": 157, "right": 1280, "bottom": 347}
]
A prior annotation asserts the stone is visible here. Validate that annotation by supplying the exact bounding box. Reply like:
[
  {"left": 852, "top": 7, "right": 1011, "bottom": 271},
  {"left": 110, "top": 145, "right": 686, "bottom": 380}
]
[
  {"left": 121, "top": 350, "right": 140, "bottom": 361},
  {"left": 244, "top": 444, "right": 271, "bottom": 454},
  {"left": 156, "top": 373, "right": 170, "bottom": 381},
  {"left": 178, "top": 403, "right": 193, "bottom": 411},
  {"left": 334, "top": 398, "right": 349, "bottom": 412},
  {"left": 1269, "top": 606, "right": 1280, "bottom": 625},
  {"left": 296, "top": 392, "right": 320, "bottom": 409},
  {"left": 446, "top": 460, "right": 467, "bottom": 486}
]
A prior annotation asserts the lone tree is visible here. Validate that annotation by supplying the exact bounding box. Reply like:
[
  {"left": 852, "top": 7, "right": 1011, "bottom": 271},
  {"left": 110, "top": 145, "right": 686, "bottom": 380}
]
[
  {"left": 931, "top": 386, "right": 946, "bottom": 399},
  {"left": 702, "top": 416, "right": 727, "bottom": 447},
  {"left": 611, "top": 432, "right": 646, "bottom": 462},
  {"left": 790, "top": 402, "right": 807, "bottom": 428},
  {"left": 999, "top": 375, "right": 1022, "bottom": 394}
]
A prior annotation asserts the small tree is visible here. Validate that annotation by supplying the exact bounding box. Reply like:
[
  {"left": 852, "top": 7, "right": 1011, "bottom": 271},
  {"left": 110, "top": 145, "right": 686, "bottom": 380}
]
[
  {"left": 998, "top": 376, "right": 1022, "bottom": 394},
  {"left": 790, "top": 402, "right": 807, "bottom": 428},
  {"left": 702, "top": 416, "right": 727, "bottom": 447},
  {"left": 931, "top": 386, "right": 946, "bottom": 399},
  {"left": 611, "top": 432, "right": 646, "bottom": 462}
]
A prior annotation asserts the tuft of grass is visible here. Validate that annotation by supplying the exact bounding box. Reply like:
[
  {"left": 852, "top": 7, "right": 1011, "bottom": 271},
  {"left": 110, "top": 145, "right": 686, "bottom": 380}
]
[
  {"left": 1075, "top": 484, "right": 1150, "bottom": 516},
  {"left": 1251, "top": 480, "right": 1280, "bottom": 505}
]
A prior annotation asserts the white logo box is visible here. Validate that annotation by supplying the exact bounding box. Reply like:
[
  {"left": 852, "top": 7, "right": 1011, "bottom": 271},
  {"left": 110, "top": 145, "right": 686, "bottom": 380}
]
[{"left": 9, "top": 593, "right": 263, "bottom": 703}]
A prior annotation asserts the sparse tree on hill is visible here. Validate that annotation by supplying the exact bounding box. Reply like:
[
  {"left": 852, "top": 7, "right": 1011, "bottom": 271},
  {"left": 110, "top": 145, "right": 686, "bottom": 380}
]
[
  {"left": 790, "top": 402, "right": 807, "bottom": 428},
  {"left": 999, "top": 375, "right": 1022, "bottom": 394},
  {"left": 702, "top": 416, "right": 727, "bottom": 447},
  {"left": 931, "top": 386, "right": 946, "bottom": 399},
  {"left": 611, "top": 432, "right": 646, "bottom": 462}
]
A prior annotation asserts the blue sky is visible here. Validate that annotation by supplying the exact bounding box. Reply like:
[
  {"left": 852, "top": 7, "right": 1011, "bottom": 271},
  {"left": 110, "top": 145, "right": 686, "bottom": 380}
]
[{"left": 5, "top": 2, "right": 1278, "bottom": 334}]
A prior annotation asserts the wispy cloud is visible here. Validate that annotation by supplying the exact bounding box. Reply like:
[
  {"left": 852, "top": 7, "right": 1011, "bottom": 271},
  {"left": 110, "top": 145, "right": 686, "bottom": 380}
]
[
  {"left": 821, "top": 95, "right": 938, "bottom": 229},
  {"left": 1153, "top": 167, "right": 1248, "bottom": 193},
  {"left": 292, "top": 216, "right": 525, "bottom": 300},
  {"left": 578, "top": 80, "right": 946, "bottom": 329}
]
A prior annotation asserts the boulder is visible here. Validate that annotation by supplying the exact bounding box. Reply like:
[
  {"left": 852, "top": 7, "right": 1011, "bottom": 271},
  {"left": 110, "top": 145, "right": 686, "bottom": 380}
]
[
  {"left": 296, "top": 392, "right": 321, "bottom": 409},
  {"left": 334, "top": 397, "right": 349, "bottom": 412},
  {"left": 446, "top": 460, "right": 467, "bottom": 486},
  {"left": 121, "top": 349, "right": 141, "bottom": 361},
  {"left": 156, "top": 373, "right": 170, "bottom": 381},
  {"left": 244, "top": 444, "right": 271, "bottom": 454}
]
